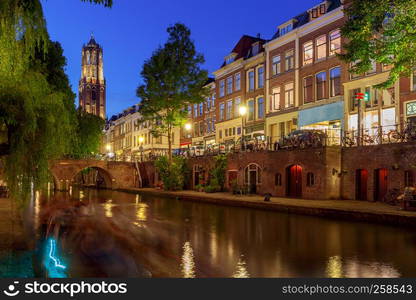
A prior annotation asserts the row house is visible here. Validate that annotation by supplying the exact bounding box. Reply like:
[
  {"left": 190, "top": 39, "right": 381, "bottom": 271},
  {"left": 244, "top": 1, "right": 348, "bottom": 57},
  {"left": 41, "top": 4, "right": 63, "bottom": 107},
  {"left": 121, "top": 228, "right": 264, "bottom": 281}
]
[
  {"left": 104, "top": 106, "right": 180, "bottom": 160},
  {"left": 180, "top": 79, "right": 217, "bottom": 149},
  {"left": 213, "top": 35, "right": 266, "bottom": 147},
  {"left": 265, "top": 0, "right": 345, "bottom": 145}
]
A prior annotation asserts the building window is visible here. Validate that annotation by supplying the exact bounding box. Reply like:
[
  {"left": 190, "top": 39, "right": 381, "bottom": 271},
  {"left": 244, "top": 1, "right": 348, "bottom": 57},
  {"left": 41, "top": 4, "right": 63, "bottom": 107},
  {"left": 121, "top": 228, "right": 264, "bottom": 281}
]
[
  {"left": 307, "top": 172, "right": 315, "bottom": 187},
  {"left": 235, "top": 73, "right": 241, "bottom": 91},
  {"left": 234, "top": 97, "right": 241, "bottom": 116},
  {"left": 199, "top": 102, "right": 203, "bottom": 115},
  {"left": 257, "top": 97, "right": 264, "bottom": 119},
  {"left": 285, "top": 50, "right": 294, "bottom": 71},
  {"left": 248, "top": 70, "right": 255, "bottom": 91},
  {"left": 244, "top": 163, "right": 262, "bottom": 185},
  {"left": 405, "top": 170, "right": 414, "bottom": 187},
  {"left": 316, "top": 71, "right": 327, "bottom": 100},
  {"left": 284, "top": 82, "right": 294, "bottom": 108},
  {"left": 303, "top": 76, "right": 314, "bottom": 103},
  {"left": 303, "top": 41, "right": 313, "bottom": 65},
  {"left": 226, "top": 100, "right": 233, "bottom": 120},
  {"left": 316, "top": 35, "right": 327, "bottom": 60},
  {"left": 257, "top": 66, "right": 264, "bottom": 88},
  {"left": 271, "top": 87, "right": 281, "bottom": 111},
  {"left": 219, "top": 80, "right": 225, "bottom": 97},
  {"left": 219, "top": 103, "right": 225, "bottom": 121},
  {"left": 275, "top": 173, "right": 282, "bottom": 186},
  {"left": 219, "top": 130, "right": 222, "bottom": 139},
  {"left": 227, "top": 76, "right": 233, "bottom": 95},
  {"left": 194, "top": 104, "right": 198, "bottom": 117},
  {"left": 248, "top": 100, "right": 255, "bottom": 121},
  {"left": 329, "top": 29, "right": 341, "bottom": 56},
  {"left": 330, "top": 67, "right": 341, "bottom": 97},
  {"left": 272, "top": 55, "right": 281, "bottom": 76}
]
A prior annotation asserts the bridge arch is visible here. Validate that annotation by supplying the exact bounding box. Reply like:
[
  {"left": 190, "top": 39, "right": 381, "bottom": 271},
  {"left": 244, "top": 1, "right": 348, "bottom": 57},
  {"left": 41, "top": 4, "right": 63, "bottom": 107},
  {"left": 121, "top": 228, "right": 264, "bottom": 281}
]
[
  {"left": 49, "top": 160, "right": 137, "bottom": 191},
  {"left": 72, "top": 166, "right": 114, "bottom": 189}
]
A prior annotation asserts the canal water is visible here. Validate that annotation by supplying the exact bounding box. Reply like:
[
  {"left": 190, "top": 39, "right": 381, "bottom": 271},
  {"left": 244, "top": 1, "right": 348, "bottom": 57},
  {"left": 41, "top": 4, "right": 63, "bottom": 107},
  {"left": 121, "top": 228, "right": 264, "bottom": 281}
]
[{"left": 26, "top": 188, "right": 416, "bottom": 278}]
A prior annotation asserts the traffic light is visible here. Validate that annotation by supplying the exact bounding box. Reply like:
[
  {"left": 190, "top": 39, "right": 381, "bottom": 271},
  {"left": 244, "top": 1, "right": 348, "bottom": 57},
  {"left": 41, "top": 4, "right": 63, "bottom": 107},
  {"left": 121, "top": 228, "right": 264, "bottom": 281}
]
[{"left": 364, "top": 92, "right": 370, "bottom": 102}]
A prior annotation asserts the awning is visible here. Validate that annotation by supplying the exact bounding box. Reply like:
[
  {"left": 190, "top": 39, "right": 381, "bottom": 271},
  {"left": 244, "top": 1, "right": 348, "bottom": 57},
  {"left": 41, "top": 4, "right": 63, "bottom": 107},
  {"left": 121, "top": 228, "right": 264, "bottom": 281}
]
[{"left": 298, "top": 101, "right": 344, "bottom": 127}]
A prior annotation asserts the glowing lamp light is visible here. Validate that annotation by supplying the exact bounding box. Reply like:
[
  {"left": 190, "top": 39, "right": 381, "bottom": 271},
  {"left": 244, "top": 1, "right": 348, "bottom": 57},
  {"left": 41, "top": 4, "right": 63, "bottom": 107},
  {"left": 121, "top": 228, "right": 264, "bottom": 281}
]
[
  {"left": 185, "top": 123, "right": 192, "bottom": 131},
  {"left": 239, "top": 105, "right": 248, "bottom": 116},
  {"left": 138, "top": 136, "right": 144, "bottom": 143},
  {"left": 105, "top": 144, "right": 111, "bottom": 151}
]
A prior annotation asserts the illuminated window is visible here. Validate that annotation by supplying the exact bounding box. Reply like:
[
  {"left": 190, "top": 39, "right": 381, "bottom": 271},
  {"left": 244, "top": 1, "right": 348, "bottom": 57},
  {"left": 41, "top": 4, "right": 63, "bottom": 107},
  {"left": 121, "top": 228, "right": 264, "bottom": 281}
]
[
  {"left": 329, "top": 29, "right": 341, "bottom": 56},
  {"left": 284, "top": 82, "right": 294, "bottom": 108},
  {"left": 219, "top": 103, "right": 225, "bottom": 121},
  {"left": 316, "top": 35, "right": 327, "bottom": 60},
  {"left": 303, "top": 41, "right": 313, "bottom": 65},
  {"left": 226, "top": 100, "right": 233, "bottom": 120},
  {"left": 271, "top": 87, "right": 281, "bottom": 111},
  {"left": 248, "top": 100, "right": 255, "bottom": 121}
]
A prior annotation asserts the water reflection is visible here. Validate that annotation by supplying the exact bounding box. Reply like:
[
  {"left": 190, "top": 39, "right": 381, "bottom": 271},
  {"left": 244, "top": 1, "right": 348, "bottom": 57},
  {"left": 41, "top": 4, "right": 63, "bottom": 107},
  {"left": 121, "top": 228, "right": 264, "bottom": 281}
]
[
  {"left": 181, "top": 242, "right": 196, "bottom": 278},
  {"left": 232, "top": 256, "right": 250, "bottom": 278},
  {"left": 29, "top": 188, "right": 416, "bottom": 278}
]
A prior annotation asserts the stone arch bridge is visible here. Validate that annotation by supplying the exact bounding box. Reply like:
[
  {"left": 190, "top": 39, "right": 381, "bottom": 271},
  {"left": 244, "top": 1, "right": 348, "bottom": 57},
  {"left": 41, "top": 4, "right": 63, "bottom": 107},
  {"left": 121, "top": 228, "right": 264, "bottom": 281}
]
[{"left": 49, "top": 159, "right": 144, "bottom": 191}]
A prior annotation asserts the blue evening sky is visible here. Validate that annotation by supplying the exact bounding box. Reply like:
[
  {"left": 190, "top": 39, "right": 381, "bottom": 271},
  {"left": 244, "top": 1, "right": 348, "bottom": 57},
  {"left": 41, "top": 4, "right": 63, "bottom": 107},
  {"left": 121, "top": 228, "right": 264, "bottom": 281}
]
[{"left": 42, "top": 0, "right": 319, "bottom": 118}]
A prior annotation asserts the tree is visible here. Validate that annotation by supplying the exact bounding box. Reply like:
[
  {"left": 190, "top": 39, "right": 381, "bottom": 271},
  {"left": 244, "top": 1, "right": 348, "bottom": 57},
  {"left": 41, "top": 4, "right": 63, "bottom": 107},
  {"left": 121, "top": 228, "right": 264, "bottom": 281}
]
[
  {"left": 137, "top": 23, "right": 209, "bottom": 163},
  {"left": 340, "top": 0, "right": 416, "bottom": 88},
  {"left": 0, "top": 0, "right": 111, "bottom": 201},
  {"left": 72, "top": 109, "right": 105, "bottom": 158}
]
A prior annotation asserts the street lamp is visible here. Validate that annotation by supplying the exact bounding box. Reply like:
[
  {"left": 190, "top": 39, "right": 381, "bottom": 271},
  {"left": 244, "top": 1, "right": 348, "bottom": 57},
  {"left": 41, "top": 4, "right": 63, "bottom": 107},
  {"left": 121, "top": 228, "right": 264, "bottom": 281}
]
[
  {"left": 106, "top": 143, "right": 111, "bottom": 152},
  {"left": 185, "top": 123, "right": 192, "bottom": 132},
  {"left": 239, "top": 105, "right": 247, "bottom": 150},
  {"left": 138, "top": 136, "right": 144, "bottom": 162}
]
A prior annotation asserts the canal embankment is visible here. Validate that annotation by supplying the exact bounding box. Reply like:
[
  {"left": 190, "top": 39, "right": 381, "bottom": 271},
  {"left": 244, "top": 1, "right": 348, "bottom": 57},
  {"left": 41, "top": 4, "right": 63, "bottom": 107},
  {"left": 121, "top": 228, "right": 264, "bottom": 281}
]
[
  {"left": 120, "top": 188, "right": 416, "bottom": 227},
  {"left": 0, "top": 198, "right": 34, "bottom": 277}
]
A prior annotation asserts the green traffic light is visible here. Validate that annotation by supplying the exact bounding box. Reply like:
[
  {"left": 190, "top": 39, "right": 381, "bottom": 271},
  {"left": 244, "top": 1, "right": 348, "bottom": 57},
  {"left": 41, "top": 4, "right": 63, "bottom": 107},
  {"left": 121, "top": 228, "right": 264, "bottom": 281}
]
[{"left": 364, "top": 92, "right": 370, "bottom": 102}]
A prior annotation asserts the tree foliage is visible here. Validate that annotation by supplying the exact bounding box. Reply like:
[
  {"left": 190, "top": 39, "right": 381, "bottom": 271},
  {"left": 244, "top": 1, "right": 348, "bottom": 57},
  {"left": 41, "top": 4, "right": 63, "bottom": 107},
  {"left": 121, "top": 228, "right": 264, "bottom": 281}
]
[
  {"left": 72, "top": 110, "right": 105, "bottom": 158},
  {"left": 137, "top": 23, "right": 208, "bottom": 162},
  {"left": 0, "top": 0, "right": 110, "bottom": 201},
  {"left": 155, "top": 156, "right": 189, "bottom": 191},
  {"left": 340, "top": 0, "right": 416, "bottom": 88}
]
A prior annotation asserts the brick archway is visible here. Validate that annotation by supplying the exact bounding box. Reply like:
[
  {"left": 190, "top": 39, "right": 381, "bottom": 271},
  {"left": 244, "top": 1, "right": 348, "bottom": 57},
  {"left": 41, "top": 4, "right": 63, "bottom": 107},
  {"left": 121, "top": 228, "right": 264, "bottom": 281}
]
[{"left": 49, "top": 159, "right": 138, "bottom": 191}]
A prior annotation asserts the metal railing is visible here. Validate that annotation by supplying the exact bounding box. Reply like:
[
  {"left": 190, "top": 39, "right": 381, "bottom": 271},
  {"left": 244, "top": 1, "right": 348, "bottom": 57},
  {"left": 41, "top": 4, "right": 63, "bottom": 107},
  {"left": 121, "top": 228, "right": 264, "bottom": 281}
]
[{"left": 341, "top": 123, "right": 416, "bottom": 147}]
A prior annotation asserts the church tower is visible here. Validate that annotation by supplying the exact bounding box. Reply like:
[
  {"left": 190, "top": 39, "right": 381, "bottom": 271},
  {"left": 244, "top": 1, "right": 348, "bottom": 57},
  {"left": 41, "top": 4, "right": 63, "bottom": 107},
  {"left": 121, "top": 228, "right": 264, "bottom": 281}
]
[{"left": 79, "top": 35, "right": 106, "bottom": 119}]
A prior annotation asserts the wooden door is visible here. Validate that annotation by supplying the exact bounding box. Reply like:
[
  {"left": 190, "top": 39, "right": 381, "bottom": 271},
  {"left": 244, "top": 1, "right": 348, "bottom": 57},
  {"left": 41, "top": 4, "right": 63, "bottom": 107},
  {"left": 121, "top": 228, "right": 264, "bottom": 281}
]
[
  {"left": 287, "top": 165, "right": 302, "bottom": 198},
  {"left": 356, "top": 169, "right": 368, "bottom": 201}
]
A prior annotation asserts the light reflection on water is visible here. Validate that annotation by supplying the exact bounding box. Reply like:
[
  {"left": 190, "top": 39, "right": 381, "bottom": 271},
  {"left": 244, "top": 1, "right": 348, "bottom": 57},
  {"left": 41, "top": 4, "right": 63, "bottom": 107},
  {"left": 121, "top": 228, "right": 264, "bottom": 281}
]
[{"left": 32, "top": 188, "right": 416, "bottom": 278}]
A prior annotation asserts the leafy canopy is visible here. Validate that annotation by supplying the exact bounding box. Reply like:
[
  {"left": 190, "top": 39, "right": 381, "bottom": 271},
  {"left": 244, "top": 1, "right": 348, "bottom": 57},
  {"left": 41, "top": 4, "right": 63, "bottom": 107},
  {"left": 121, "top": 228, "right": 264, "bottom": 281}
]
[
  {"left": 340, "top": 0, "right": 416, "bottom": 88},
  {"left": 137, "top": 23, "right": 208, "bottom": 161},
  {"left": 0, "top": 0, "right": 110, "bottom": 201}
]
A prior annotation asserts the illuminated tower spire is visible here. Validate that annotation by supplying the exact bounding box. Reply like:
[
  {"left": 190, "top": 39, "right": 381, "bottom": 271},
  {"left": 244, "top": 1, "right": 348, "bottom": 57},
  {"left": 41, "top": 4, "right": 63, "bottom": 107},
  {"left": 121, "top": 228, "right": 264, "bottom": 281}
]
[{"left": 78, "top": 34, "right": 106, "bottom": 118}]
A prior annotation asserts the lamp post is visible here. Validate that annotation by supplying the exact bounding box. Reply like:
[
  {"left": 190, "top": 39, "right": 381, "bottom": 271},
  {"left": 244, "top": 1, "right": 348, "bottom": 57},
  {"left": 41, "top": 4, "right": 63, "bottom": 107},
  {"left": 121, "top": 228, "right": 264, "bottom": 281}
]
[
  {"left": 184, "top": 123, "right": 192, "bottom": 156},
  {"left": 138, "top": 136, "right": 144, "bottom": 162},
  {"left": 239, "top": 105, "right": 247, "bottom": 149}
]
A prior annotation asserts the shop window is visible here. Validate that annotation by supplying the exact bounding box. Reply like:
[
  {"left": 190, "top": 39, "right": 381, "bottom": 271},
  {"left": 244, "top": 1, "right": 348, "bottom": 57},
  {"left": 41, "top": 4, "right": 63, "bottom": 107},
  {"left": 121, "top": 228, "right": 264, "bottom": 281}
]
[
  {"left": 307, "top": 172, "right": 315, "bottom": 187},
  {"left": 405, "top": 170, "right": 414, "bottom": 187},
  {"left": 275, "top": 173, "right": 282, "bottom": 186},
  {"left": 349, "top": 88, "right": 361, "bottom": 112}
]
